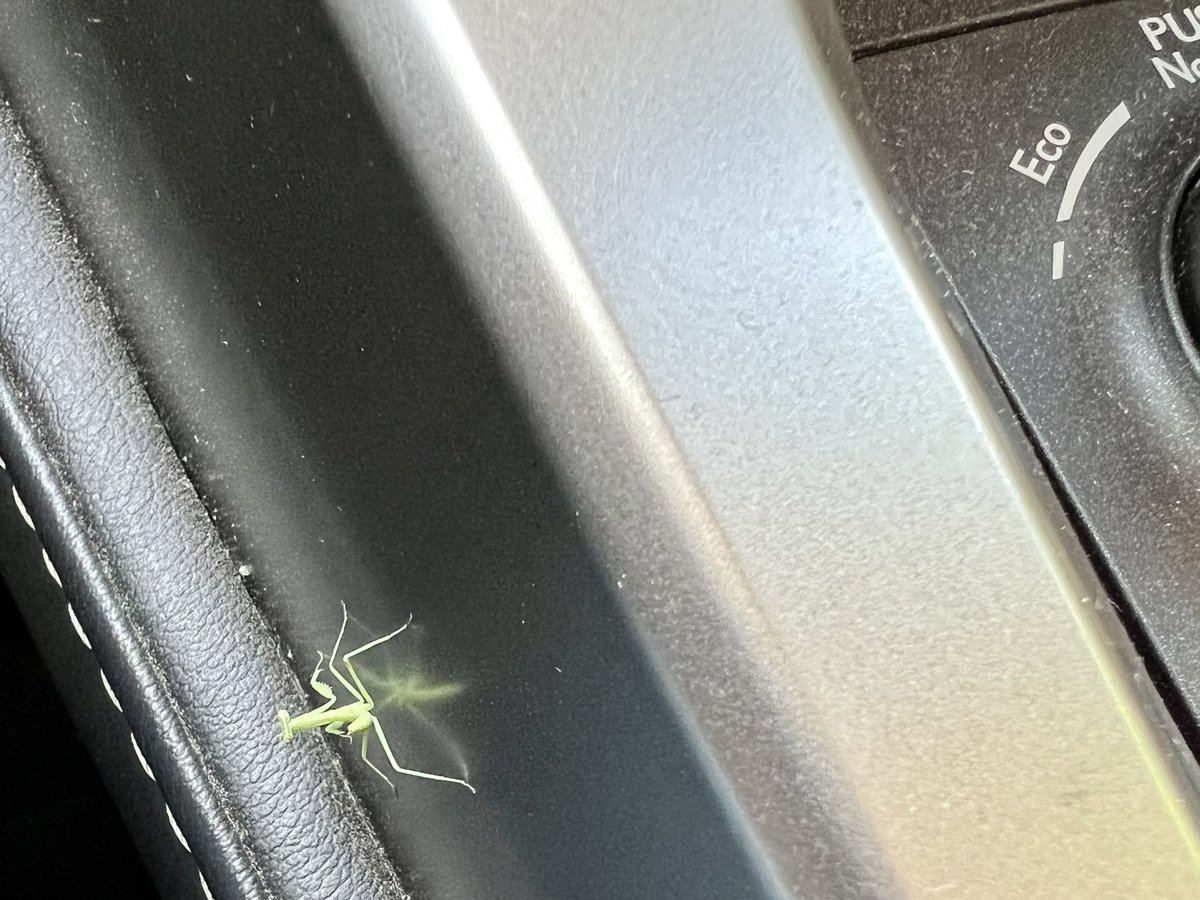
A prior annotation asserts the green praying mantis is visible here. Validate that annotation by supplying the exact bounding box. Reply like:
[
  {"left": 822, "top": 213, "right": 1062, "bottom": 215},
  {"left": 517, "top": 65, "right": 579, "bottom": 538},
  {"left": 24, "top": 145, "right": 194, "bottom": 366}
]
[{"left": 277, "top": 602, "right": 476, "bottom": 794}]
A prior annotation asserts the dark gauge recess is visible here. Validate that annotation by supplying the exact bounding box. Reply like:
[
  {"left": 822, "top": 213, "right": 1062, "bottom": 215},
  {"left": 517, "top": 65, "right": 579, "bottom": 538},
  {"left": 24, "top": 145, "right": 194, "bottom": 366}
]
[{"left": 1167, "top": 163, "right": 1200, "bottom": 371}]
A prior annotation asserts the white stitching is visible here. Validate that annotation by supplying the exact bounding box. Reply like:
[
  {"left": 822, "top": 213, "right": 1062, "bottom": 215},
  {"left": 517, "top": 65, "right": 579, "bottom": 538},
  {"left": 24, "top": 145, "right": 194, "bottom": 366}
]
[
  {"left": 9, "top": 479, "right": 211, "bottom": 899},
  {"left": 100, "top": 668, "right": 123, "bottom": 712},
  {"left": 66, "top": 602, "right": 93, "bottom": 650},
  {"left": 165, "top": 804, "right": 192, "bottom": 852},
  {"left": 12, "top": 484, "right": 33, "bottom": 530},
  {"left": 130, "top": 732, "right": 156, "bottom": 782},
  {"left": 43, "top": 547, "right": 61, "bottom": 586}
]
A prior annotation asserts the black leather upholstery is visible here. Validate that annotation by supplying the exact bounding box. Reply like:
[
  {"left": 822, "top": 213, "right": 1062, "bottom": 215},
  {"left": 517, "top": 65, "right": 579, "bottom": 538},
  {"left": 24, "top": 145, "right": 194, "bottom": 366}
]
[{"left": 0, "top": 100, "right": 406, "bottom": 899}]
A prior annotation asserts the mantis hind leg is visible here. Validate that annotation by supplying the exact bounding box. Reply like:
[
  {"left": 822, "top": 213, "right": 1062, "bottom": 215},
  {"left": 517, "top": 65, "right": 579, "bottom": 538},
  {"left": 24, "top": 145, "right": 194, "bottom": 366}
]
[
  {"left": 339, "top": 614, "right": 413, "bottom": 704},
  {"left": 404, "top": 704, "right": 471, "bottom": 786},
  {"left": 357, "top": 725, "right": 396, "bottom": 792},
  {"left": 324, "top": 604, "right": 366, "bottom": 703},
  {"left": 326, "top": 602, "right": 394, "bottom": 704},
  {"left": 370, "top": 714, "right": 476, "bottom": 793}
]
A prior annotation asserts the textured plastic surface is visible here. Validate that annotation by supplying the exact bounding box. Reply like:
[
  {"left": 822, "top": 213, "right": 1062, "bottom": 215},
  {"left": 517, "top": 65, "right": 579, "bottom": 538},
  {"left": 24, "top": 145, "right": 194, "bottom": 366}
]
[
  {"left": 859, "top": 2, "right": 1200, "bottom": 741},
  {"left": 839, "top": 0, "right": 1102, "bottom": 54},
  {"left": 330, "top": 0, "right": 1200, "bottom": 896},
  {"left": 1170, "top": 174, "right": 1200, "bottom": 355}
]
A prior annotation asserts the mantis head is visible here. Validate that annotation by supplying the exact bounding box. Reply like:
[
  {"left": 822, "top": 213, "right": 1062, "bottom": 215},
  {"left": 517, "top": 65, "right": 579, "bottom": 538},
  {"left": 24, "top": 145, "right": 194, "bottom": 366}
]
[{"left": 277, "top": 709, "right": 294, "bottom": 743}]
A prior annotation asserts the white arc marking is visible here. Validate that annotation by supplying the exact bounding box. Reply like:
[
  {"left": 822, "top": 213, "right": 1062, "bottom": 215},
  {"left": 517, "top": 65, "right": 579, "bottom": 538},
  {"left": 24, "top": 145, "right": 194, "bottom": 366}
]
[
  {"left": 1057, "top": 102, "right": 1131, "bottom": 223},
  {"left": 1052, "top": 241, "right": 1066, "bottom": 280}
]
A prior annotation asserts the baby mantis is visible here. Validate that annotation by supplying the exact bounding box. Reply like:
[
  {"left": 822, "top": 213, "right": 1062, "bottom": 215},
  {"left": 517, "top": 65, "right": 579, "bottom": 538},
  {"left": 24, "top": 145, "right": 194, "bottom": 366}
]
[{"left": 277, "top": 602, "right": 476, "bottom": 793}]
